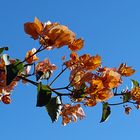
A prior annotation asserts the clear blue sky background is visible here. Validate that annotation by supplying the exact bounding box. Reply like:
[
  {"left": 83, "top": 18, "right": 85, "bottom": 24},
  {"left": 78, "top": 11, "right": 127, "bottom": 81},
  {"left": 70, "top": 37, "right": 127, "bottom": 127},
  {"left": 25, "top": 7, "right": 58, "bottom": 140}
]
[{"left": 0, "top": 0, "right": 140, "bottom": 140}]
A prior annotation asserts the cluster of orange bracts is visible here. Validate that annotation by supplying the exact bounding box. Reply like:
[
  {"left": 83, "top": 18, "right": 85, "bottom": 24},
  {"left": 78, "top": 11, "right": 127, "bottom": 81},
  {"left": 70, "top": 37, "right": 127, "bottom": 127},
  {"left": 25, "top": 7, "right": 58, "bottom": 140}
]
[
  {"left": 24, "top": 17, "right": 84, "bottom": 51},
  {"left": 0, "top": 17, "right": 138, "bottom": 125},
  {"left": 64, "top": 52, "right": 135, "bottom": 107}
]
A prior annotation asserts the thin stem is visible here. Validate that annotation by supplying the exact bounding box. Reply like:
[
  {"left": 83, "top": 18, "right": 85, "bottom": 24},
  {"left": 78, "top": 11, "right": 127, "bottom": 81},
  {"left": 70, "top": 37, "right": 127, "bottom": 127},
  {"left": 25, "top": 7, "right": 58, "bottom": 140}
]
[
  {"left": 16, "top": 38, "right": 52, "bottom": 67},
  {"left": 52, "top": 87, "right": 68, "bottom": 90},
  {"left": 18, "top": 76, "right": 38, "bottom": 86},
  {"left": 21, "top": 73, "right": 35, "bottom": 77},
  {"left": 114, "top": 93, "right": 124, "bottom": 96},
  {"left": 108, "top": 101, "right": 137, "bottom": 106},
  {"left": 16, "top": 41, "right": 53, "bottom": 67},
  {"left": 22, "top": 45, "right": 43, "bottom": 64},
  {"left": 67, "top": 69, "right": 79, "bottom": 88},
  {"left": 108, "top": 101, "right": 127, "bottom": 106},
  {"left": 48, "top": 87, "right": 72, "bottom": 96},
  {"left": 49, "top": 67, "right": 67, "bottom": 86},
  {"left": 14, "top": 45, "right": 42, "bottom": 68},
  {"left": 52, "top": 86, "right": 73, "bottom": 92},
  {"left": 24, "top": 63, "right": 34, "bottom": 67},
  {"left": 66, "top": 66, "right": 85, "bottom": 88},
  {"left": 128, "top": 101, "right": 137, "bottom": 104}
]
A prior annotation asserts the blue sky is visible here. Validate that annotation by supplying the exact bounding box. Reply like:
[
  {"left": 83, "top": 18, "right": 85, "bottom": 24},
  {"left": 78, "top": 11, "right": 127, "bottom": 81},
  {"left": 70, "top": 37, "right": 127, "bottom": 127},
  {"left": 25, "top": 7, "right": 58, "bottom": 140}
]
[{"left": 0, "top": 0, "right": 140, "bottom": 140}]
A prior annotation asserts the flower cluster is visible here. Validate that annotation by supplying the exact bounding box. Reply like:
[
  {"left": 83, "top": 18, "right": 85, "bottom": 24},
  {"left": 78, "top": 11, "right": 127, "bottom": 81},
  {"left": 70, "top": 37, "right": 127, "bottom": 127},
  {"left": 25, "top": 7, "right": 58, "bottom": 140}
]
[
  {"left": 0, "top": 57, "right": 19, "bottom": 104},
  {"left": 131, "top": 87, "right": 140, "bottom": 104},
  {"left": 0, "top": 17, "right": 138, "bottom": 126},
  {"left": 24, "top": 17, "right": 84, "bottom": 51},
  {"left": 60, "top": 104, "right": 85, "bottom": 126},
  {"left": 64, "top": 53, "right": 129, "bottom": 107},
  {"left": 18, "top": 18, "right": 138, "bottom": 125},
  {"left": 35, "top": 58, "right": 57, "bottom": 74}
]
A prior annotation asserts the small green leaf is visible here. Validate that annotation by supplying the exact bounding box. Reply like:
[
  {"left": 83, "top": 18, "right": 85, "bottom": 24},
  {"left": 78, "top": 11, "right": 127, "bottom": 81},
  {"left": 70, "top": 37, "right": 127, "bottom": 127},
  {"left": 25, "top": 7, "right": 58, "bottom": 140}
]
[
  {"left": 123, "top": 93, "right": 131, "bottom": 102},
  {"left": 46, "top": 97, "right": 62, "bottom": 122},
  {"left": 6, "top": 59, "right": 24, "bottom": 85},
  {"left": 100, "top": 102, "right": 111, "bottom": 123},
  {"left": 72, "top": 84, "right": 86, "bottom": 99},
  {"left": 0, "top": 47, "right": 8, "bottom": 54},
  {"left": 80, "top": 83, "right": 86, "bottom": 91},
  {"left": 131, "top": 79, "right": 139, "bottom": 88},
  {"left": 36, "top": 83, "right": 52, "bottom": 107}
]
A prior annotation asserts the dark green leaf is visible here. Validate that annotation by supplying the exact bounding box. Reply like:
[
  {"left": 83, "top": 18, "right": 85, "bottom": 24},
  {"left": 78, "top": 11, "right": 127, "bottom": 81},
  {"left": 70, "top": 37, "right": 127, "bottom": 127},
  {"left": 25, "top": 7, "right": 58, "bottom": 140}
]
[
  {"left": 80, "top": 83, "right": 86, "bottom": 91},
  {"left": 123, "top": 93, "right": 131, "bottom": 102},
  {"left": 6, "top": 59, "right": 24, "bottom": 85},
  {"left": 72, "top": 84, "right": 86, "bottom": 99},
  {"left": 36, "top": 83, "right": 52, "bottom": 107},
  {"left": 100, "top": 102, "right": 111, "bottom": 123},
  {"left": 46, "top": 97, "right": 62, "bottom": 122},
  {"left": 131, "top": 79, "right": 139, "bottom": 88},
  {"left": 0, "top": 47, "right": 8, "bottom": 54}
]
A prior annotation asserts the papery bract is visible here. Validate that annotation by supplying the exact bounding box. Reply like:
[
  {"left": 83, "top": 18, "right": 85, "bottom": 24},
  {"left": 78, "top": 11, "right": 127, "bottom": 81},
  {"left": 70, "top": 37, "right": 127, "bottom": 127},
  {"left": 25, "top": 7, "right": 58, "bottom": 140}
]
[
  {"left": 43, "top": 23, "right": 76, "bottom": 48},
  {"left": 25, "top": 48, "right": 39, "bottom": 64},
  {"left": 131, "top": 87, "right": 140, "bottom": 103},
  {"left": 68, "top": 38, "right": 84, "bottom": 51},
  {"left": 101, "top": 68, "right": 122, "bottom": 89},
  {"left": 125, "top": 107, "right": 132, "bottom": 115},
  {"left": 24, "top": 17, "right": 43, "bottom": 40},
  {"left": 118, "top": 63, "right": 135, "bottom": 77},
  {"left": 61, "top": 104, "right": 85, "bottom": 126},
  {"left": 65, "top": 52, "right": 101, "bottom": 71},
  {"left": 35, "top": 58, "right": 57, "bottom": 74}
]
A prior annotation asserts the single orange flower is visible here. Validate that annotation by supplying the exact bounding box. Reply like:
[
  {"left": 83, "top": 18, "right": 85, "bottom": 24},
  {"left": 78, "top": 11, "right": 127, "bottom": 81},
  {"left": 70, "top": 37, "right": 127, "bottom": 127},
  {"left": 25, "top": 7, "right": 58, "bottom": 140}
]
[
  {"left": 43, "top": 23, "right": 76, "bottom": 48},
  {"left": 118, "top": 63, "right": 135, "bottom": 77},
  {"left": 84, "top": 98, "right": 97, "bottom": 107},
  {"left": 96, "top": 89, "right": 113, "bottom": 102},
  {"left": 68, "top": 38, "right": 84, "bottom": 51},
  {"left": 25, "top": 48, "right": 39, "bottom": 64},
  {"left": 89, "top": 79, "right": 104, "bottom": 94},
  {"left": 125, "top": 107, "right": 132, "bottom": 115},
  {"left": 24, "top": 17, "right": 43, "bottom": 40},
  {"left": 131, "top": 87, "right": 140, "bottom": 103},
  {"left": 61, "top": 104, "right": 85, "bottom": 126},
  {"left": 101, "top": 68, "right": 122, "bottom": 89},
  {"left": 84, "top": 55, "right": 101, "bottom": 71}
]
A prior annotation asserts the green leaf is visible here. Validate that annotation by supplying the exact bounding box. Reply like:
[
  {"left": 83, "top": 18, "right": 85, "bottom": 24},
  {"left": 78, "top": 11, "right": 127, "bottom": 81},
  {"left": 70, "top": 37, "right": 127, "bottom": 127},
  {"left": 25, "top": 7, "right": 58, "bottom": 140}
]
[
  {"left": 0, "top": 47, "right": 8, "bottom": 54},
  {"left": 46, "top": 97, "right": 62, "bottom": 122},
  {"left": 100, "top": 102, "right": 111, "bottom": 123},
  {"left": 123, "top": 93, "right": 131, "bottom": 102},
  {"left": 36, "top": 83, "right": 52, "bottom": 107},
  {"left": 72, "top": 84, "right": 86, "bottom": 99},
  {"left": 131, "top": 79, "right": 139, "bottom": 88},
  {"left": 80, "top": 83, "right": 86, "bottom": 91},
  {"left": 6, "top": 59, "right": 24, "bottom": 85}
]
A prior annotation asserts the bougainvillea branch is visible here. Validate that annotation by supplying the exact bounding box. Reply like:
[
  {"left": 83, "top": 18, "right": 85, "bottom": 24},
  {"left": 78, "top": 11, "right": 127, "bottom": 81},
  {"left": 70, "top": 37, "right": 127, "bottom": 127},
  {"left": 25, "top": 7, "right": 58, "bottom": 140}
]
[{"left": 0, "top": 17, "right": 139, "bottom": 125}]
